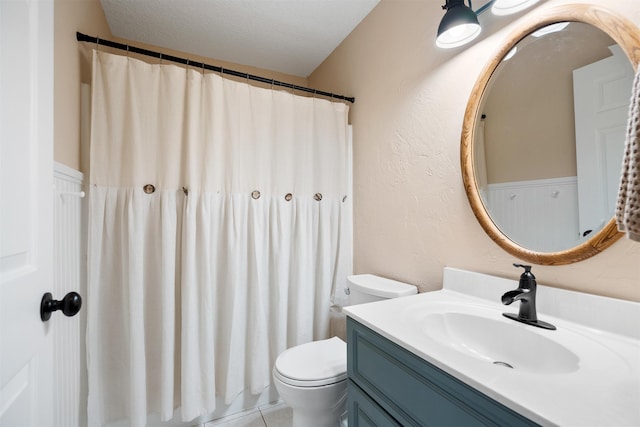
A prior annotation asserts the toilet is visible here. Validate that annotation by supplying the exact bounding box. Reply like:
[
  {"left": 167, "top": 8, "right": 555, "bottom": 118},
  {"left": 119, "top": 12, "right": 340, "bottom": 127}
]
[{"left": 272, "top": 274, "right": 417, "bottom": 427}]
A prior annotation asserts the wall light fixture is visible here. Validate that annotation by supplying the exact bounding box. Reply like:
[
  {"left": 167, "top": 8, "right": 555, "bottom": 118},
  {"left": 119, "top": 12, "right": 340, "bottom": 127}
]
[
  {"left": 436, "top": 0, "right": 481, "bottom": 49},
  {"left": 436, "top": 0, "right": 540, "bottom": 49}
]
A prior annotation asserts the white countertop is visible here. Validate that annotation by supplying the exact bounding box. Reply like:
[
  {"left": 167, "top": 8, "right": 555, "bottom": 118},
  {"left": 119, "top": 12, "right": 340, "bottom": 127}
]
[{"left": 343, "top": 268, "right": 640, "bottom": 427}]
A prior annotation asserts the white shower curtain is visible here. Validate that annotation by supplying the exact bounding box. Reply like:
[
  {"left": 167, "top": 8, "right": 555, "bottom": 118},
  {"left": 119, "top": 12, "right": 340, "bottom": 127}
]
[{"left": 86, "top": 51, "right": 351, "bottom": 426}]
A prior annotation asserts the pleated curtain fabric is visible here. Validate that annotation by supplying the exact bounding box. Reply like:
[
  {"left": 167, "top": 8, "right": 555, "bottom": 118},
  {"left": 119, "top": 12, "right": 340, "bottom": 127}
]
[{"left": 86, "top": 51, "right": 351, "bottom": 426}]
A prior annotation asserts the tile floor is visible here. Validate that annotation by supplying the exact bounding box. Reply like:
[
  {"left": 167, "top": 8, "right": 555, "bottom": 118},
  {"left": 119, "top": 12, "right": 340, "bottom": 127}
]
[{"left": 203, "top": 402, "right": 292, "bottom": 427}]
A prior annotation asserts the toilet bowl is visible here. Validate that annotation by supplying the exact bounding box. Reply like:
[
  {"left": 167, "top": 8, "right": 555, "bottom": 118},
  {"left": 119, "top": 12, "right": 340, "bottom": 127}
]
[
  {"left": 273, "top": 337, "right": 347, "bottom": 427},
  {"left": 273, "top": 274, "right": 416, "bottom": 427}
]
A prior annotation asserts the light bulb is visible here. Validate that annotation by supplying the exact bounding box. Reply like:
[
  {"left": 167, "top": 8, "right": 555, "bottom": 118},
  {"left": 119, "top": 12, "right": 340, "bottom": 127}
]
[{"left": 436, "top": 23, "right": 481, "bottom": 49}]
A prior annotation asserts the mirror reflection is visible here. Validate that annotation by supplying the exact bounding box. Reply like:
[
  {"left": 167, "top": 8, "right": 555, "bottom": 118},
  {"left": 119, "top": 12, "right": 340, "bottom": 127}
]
[{"left": 475, "top": 22, "right": 634, "bottom": 252}]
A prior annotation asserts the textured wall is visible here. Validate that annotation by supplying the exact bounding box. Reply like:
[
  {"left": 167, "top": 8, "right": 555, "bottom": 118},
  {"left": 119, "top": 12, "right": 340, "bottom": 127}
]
[{"left": 309, "top": 0, "right": 640, "bottom": 301}]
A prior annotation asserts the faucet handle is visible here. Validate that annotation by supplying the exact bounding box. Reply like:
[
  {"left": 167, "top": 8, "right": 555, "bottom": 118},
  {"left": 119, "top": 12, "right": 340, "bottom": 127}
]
[
  {"left": 514, "top": 263, "right": 536, "bottom": 289},
  {"left": 513, "top": 263, "right": 532, "bottom": 273}
]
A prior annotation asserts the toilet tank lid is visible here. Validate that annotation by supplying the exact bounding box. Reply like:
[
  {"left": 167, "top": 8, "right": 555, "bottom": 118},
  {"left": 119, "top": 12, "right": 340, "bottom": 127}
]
[{"left": 347, "top": 274, "right": 417, "bottom": 298}]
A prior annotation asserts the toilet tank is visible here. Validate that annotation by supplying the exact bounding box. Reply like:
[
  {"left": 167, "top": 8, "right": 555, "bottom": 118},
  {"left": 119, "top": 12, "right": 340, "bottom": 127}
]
[{"left": 347, "top": 274, "right": 416, "bottom": 305}]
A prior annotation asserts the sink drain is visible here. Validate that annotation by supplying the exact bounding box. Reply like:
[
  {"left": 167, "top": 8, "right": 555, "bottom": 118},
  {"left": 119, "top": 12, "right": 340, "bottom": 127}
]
[{"left": 493, "top": 361, "right": 514, "bottom": 369}]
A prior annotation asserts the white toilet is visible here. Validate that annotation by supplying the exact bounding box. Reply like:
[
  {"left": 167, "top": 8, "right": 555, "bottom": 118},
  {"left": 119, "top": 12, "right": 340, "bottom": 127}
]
[{"left": 272, "top": 274, "right": 416, "bottom": 427}]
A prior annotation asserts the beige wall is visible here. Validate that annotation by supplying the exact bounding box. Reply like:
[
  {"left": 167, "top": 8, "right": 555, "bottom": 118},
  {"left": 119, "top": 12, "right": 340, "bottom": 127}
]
[
  {"left": 54, "top": 0, "right": 112, "bottom": 170},
  {"left": 309, "top": 0, "right": 640, "bottom": 301},
  {"left": 54, "top": 0, "right": 308, "bottom": 171}
]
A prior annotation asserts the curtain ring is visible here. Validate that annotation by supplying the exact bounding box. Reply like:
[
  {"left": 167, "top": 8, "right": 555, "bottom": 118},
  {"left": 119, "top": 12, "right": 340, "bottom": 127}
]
[
  {"left": 186, "top": 59, "right": 189, "bottom": 70},
  {"left": 202, "top": 62, "right": 205, "bottom": 75},
  {"left": 220, "top": 67, "right": 224, "bottom": 78},
  {"left": 125, "top": 44, "right": 129, "bottom": 57},
  {"left": 159, "top": 52, "right": 163, "bottom": 64},
  {"left": 314, "top": 193, "right": 323, "bottom": 201},
  {"left": 271, "top": 79, "right": 275, "bottom": 90},
  {"left": 285, "top": 193, "right": 293, "bottom": 201},
  {"left": 246, "top": 73, "right": 249, "bottom": 85},
  {"left": 95, "top": 36, "right": 100, "bottom": 51},
  {"left": 251, "top": 190, "right": 261, "bottom": 200}
]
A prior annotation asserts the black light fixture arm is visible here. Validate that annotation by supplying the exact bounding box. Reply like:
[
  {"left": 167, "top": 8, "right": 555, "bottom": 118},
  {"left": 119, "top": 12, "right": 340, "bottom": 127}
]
[
  {"left": 473, "top": 0, "right": 495, "bottom": 15},
  {"left": 76, "top": 32, "right": 355, "bottom": 104},
  {"left": 442, "top": 0, "right": 494, "bottom": 15}
]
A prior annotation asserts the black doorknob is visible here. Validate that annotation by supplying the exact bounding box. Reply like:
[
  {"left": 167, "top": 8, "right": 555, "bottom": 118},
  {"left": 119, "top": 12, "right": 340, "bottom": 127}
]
[{"left": 40, "top": 292, "right": 82, "bottom": 322}]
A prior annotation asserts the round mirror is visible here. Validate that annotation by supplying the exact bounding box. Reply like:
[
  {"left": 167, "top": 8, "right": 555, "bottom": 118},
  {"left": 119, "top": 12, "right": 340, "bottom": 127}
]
[{"left": 461, "top": 5, "right": 640, "bottom": 265}]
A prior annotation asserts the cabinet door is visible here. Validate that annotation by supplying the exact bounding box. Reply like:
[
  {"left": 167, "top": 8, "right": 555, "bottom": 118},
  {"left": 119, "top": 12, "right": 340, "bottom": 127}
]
[{"left": 348, "top": 380, "right": 402, "bottom": 427}]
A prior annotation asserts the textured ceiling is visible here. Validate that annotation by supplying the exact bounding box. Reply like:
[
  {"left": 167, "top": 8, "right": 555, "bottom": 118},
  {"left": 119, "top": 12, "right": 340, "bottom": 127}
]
[{"left": 100, "top": 0, "right": 380, "bottom": 77}]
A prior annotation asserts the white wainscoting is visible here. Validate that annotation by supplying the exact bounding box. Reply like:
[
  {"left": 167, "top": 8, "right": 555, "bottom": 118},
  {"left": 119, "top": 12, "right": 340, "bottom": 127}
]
[
  {"left": 485, "top": 177, "right": 581, "bottom": 252},
  {"left": 53, "top": 162, "right": 87, "bottom": 427}
]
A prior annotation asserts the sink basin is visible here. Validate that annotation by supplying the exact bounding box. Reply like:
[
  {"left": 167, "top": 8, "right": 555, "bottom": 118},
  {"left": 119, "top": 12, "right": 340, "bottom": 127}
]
[
  {"left": 344, "top": 269, "right": 640, "bottom": 427},
  {"left": 400, "top": 299, "right": 631, "bottom": 378},
  {"left": 422, "top": 312, "right": 579, "bottom": 373}
]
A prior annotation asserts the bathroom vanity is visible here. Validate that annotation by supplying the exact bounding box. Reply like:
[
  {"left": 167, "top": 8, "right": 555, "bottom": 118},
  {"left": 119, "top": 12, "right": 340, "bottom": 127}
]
[
  {"left": 347, "top": 318, "right": 537, "bottom": 426},
  {"left": 343, "top": 268, "right": 640, "bottom": 426}
]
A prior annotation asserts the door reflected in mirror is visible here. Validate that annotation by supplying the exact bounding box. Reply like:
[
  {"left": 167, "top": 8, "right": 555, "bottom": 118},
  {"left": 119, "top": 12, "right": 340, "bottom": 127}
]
[{"left": 475, "top": 22, "right": 634, "bottom": 253}]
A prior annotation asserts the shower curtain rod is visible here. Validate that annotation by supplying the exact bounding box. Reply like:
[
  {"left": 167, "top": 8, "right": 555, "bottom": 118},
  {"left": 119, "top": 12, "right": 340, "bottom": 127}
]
[{"left": 76, "top": 32, "right": 355, "bottom": 104}]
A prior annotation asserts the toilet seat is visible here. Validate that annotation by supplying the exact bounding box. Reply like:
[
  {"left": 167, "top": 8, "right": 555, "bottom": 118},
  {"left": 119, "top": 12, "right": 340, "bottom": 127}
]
[{"left": 274, "top": 337, "right": 347, "bottom": 387}]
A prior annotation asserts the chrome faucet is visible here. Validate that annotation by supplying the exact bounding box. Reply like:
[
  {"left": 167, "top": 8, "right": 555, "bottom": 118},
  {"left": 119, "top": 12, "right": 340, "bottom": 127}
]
[{"left": 501, "top": 264, "right": 556, "bottom": 330}]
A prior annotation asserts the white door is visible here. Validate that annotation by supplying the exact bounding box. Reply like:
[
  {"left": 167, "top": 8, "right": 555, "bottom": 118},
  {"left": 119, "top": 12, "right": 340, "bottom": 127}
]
[
  {"left": 573, "top": 45, "right": 634, "bottom": 238},
  {"left": 0, "top": 0, "right": 55, "bottom": 426}
]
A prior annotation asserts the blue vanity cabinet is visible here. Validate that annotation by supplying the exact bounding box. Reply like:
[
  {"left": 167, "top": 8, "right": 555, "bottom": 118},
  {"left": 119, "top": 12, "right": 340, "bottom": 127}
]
[
  {"left": 346, "top": 318, "right": 540, "bottom": 427},
  {"left": 348, "top": 381, "right": 402, "bottom": 427}
]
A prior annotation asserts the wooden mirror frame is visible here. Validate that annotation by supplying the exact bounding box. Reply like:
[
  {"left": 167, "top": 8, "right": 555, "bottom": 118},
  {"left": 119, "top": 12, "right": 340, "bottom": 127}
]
[{"left": 461, "top": 4, "right": 640, "bottom": 265}]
